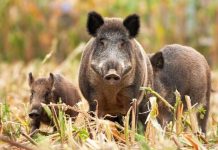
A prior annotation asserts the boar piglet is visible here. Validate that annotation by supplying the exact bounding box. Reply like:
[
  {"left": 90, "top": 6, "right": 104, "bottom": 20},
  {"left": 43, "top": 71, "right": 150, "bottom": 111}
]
[
  {"left": 79, "top": 11, "right": 153, "bottom": 126},
  {"left": 150, "top": 44, "right": 211, "bottom": 133},
  {"left": 28, "top": 73, "right": 81, "bottom": 133}
]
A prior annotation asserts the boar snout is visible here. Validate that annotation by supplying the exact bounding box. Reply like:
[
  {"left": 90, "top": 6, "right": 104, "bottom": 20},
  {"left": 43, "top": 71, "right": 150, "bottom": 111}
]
[
  {"left": 29, "top": 109, "right": 41, "bottom": 119},
  {"left": 104, "top": 69, "right": 121, "bottom": 85},
  {"left": 91, "top": 58, "right": 132, "bottom": 85}
]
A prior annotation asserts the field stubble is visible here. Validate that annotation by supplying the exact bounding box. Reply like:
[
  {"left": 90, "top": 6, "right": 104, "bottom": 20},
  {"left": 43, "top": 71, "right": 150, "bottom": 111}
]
[{"left": 0, "top": 46, "right": 218, "bottom": 149}]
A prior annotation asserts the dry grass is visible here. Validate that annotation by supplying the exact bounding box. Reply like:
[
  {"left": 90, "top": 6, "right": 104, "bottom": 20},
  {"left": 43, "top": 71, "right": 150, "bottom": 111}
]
[{"left": 0, "top": 46, "right": 218, "bottom": 150}]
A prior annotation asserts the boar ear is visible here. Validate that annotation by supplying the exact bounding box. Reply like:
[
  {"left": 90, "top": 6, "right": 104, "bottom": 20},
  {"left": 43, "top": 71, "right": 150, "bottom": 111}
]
[
  {"left": 150, "top": 52, "right": 164, "bottom": 69},
  {"left": 123, "top": 14, "right": 140, "bottom": 38},
  {"left": 87, "top": 11, "right": 104, "bottom": 36},
  {"left": 49, "top": 73, "right": 54, "bottom": 87},
  {"left": 28, "top": 72, "right": 34, "bottom": 86}
]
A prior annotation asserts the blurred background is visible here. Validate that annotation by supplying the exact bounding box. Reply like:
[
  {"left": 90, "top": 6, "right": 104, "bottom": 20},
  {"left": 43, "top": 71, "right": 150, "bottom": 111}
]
[
  {"left": 0, "top": 0, "right": 217, "bottom": 68},
  {"left": 0, "top": 1, "right": 218, "bottom": 142}
]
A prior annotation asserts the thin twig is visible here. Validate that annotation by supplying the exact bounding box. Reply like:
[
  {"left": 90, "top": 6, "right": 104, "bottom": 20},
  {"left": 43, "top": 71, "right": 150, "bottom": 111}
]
[
  {"left": 197, "top": 132, "right": 208, "bottom": 144},
  {"left": 29, "top": 129, "right": 51, "bottom": 137},
  {"left": 21, "top": 131, "right": 38, "bottom": 146},
  {"left": 172, "top": 135, "right": 182, "bottom": 149},
  {"left": 50, "top": 106, "right": 61, "bottom": 134},
  {"left": 176, "top": 102, "right": 183, "bottom": 135},
  {"left": 140, "top": 87, "right": 174, "bottom": 110},
  {"left": 29, "top": 129, "right": 39, "bottom": 137},
  {"left": 0, "top": 135, "right": 33, "bottom": 150},
  {"left": 131, "top": 99, "right": 137, "bottom": 143},
  {"left": 125, "top": 105, "right": 132, "bottom": 146},
  {"left": 185, "top": 96, "right": 199, "bottom": 133}
]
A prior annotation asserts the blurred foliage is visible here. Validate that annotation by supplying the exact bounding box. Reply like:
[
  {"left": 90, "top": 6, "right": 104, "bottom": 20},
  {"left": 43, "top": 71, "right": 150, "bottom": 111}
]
[{"left": 0, "top": 0, "right": 217, "bottom": 67}]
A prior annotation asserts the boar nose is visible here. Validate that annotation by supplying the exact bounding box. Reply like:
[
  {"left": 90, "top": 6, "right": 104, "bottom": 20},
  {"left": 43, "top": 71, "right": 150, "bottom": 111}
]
[
  {"left": 29, "top": 109, "right": 40, "bottom": 119},
  {"left": 104, "top": 69, "right": 121, "bottom": 85}
]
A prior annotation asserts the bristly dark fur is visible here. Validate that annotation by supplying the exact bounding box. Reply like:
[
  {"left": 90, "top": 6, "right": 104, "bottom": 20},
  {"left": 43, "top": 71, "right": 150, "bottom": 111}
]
[
  {"left": 123, "top": 14, "right": 140, "bottom": 38},
  {"left": 28, "top": 73, "right": 81, "bottom": 133},
  {"left": 150, "top": 44, "right": 211, "bottom": 133},
  {"left": 87, "top": 11, "right": 104, "bottom": 36},
  {"left": 79, "top": 12, "right": 153, "bottom": 130}
]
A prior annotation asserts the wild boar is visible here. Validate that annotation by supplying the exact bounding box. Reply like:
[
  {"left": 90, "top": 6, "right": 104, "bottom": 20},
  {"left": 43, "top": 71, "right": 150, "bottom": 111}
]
[
  {"left": 150, "top": 44, "right": 211, "bottom": 133},
  {"left": 78, "top": 11, "right": 153, "bottom": 125},
  {"left": 28, "top": 73, "right": 81, "bottom": 133}
]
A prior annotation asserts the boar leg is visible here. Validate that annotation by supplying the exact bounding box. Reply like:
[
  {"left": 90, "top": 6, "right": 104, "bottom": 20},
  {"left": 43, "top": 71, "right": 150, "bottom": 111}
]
[
  {"left": 87, "top": 98, "right": 97, "bottom": 118},
  {"left": 197, "top": 104, "right": 209, "bottom": 133},
  {"left": 79, "top": 81, "right": 98, "bottom": 116},
  {"left": 89, "top": 101, "right": 97, "bottom": 113},
  {"left": 197, "top": 80, "right": 210, "bottom": 134},
  {"left": 189, "top": 87, "right": 210, "bottom": 133},
  {"left": 138, "top": 99, "right": 150, "bottom": 130}
]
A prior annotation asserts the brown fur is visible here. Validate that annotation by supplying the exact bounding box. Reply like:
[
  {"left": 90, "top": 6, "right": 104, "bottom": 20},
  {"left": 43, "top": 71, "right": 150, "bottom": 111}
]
[
  {"left": 150, "top": 44, "right": 211, "bottom": 133},
  {"left": 79, "top": 13, "right": 153, "bottom": 126},
  {"left": 28, "top": 73, "right": 81, "bottom": 132}
]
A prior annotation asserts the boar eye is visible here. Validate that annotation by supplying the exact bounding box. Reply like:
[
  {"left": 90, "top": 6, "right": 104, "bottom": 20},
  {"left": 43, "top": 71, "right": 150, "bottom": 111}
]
[
  {"left": 99, "top": 38, "right": 106, "bottom": 46},
  {"left": 120, "top": 39, "right": 126, "bottom": 47}
]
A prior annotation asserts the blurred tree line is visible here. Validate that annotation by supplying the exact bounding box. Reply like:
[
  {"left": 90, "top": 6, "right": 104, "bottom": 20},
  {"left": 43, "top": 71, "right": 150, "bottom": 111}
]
[{"left": 0, "top": 0, "right": 217, "bottom": 68}]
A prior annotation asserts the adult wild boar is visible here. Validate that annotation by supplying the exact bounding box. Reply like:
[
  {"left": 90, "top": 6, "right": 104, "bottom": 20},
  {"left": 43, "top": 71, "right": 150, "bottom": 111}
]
[
  {"left": 150, "top": 44, "right": 211, "bottom": 133},
  {"left": 28, "top": 73, "right": 81, "bottom": 132},
  {"left": 79, "top": 11, "right": 153, "bottom": 125}
]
